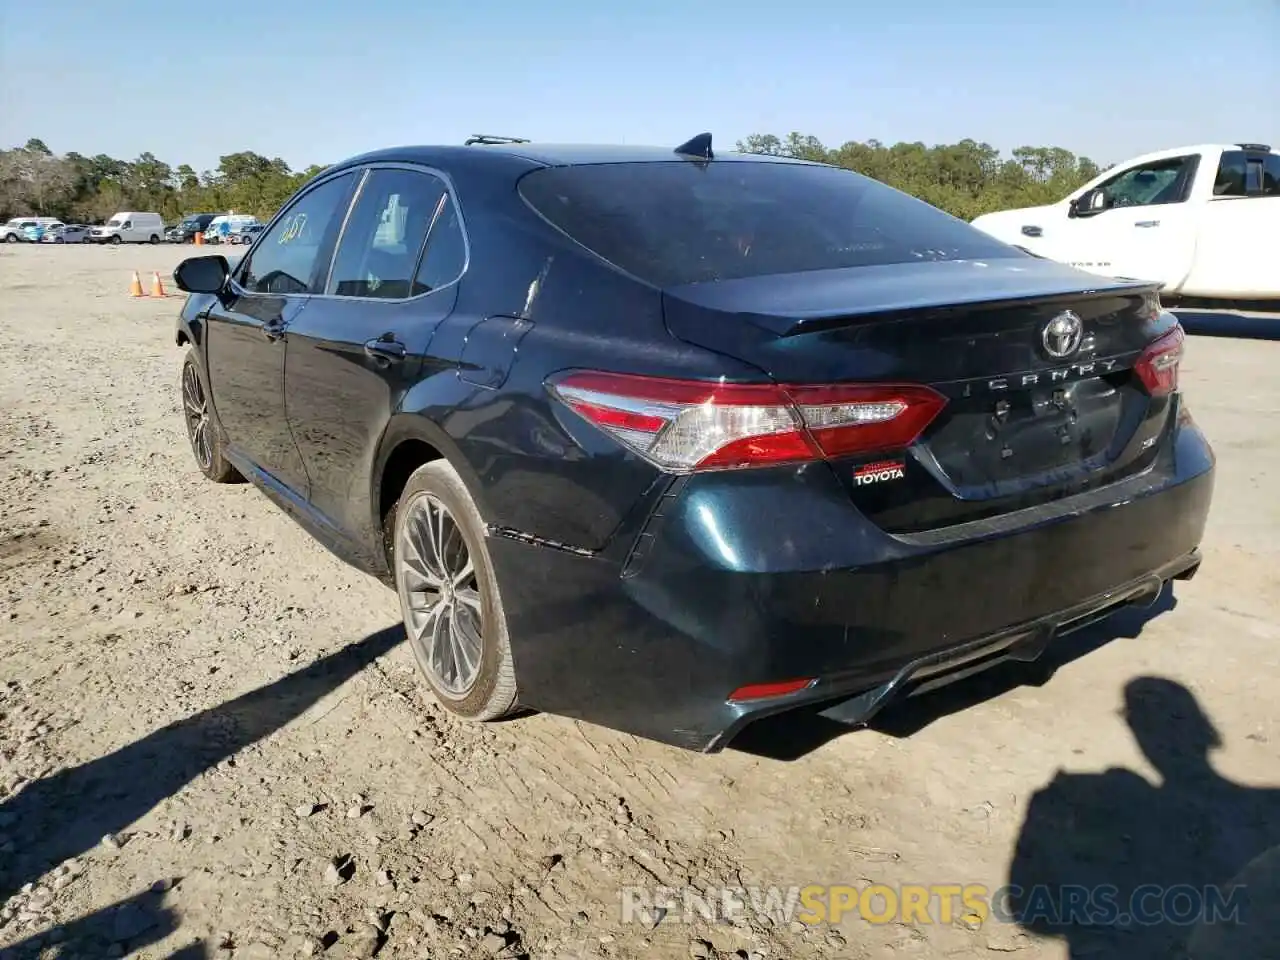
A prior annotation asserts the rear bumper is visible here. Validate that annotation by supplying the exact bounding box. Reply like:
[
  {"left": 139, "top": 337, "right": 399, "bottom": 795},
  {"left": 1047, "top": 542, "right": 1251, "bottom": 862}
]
[{"left": 489, "top": 403, "right": 1214, "bottom": 752}]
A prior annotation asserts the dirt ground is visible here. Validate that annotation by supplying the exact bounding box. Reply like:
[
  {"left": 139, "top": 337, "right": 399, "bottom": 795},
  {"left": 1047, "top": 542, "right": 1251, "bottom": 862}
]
[{"left": 1, "top": 242, "right": 1277, "bottom": 960}]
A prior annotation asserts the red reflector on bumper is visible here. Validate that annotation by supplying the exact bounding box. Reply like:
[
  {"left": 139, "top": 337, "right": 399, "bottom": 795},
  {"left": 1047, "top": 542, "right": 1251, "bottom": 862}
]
[{"left": 727, "top": 678, "right": 816, "bottom": 703}]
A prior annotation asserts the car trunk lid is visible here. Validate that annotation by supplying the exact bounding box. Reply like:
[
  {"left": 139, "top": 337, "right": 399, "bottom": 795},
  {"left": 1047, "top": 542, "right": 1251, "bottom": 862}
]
[{"left": 661, "top": 259, "right": 1180, "bottom": 534}]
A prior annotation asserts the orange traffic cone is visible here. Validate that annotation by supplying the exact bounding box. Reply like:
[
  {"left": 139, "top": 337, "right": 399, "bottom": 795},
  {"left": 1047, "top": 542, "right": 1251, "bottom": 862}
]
[
  {"left": 194, "top": 232, "right": 204, "bottom": 247},
  {"left": 129, "top": 271, "right": 144, "bottom": 297},
  {"left": 150, "top": 272, "right": 168, "bottom": 298}
]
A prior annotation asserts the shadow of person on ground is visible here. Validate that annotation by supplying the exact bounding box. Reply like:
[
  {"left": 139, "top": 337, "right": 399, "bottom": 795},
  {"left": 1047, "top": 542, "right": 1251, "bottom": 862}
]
[
  {"left": 0, "top": 624, "right": 403, "bottom": 947},
  {"left": 729, "top": 586, "right": 1176, "bottom": 761},
  {"left": 1005, "top": 676, "right": 1280, "bottom": 959},
  {"left": 0, "top": 886, "right": 205, "bottom": 958},
  {"left": 1172, "top": 309, "right": 1280, "bottom": 342}
]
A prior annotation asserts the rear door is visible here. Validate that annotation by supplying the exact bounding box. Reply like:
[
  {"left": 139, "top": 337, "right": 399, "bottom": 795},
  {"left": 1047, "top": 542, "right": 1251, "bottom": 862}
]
[
  {"left": 283, "top": 164, "right": 467, "bottom": 533},
  {"left": 1189, "top": 148, "right": 1280, "bottom": 297},
  {"left": 203, "top": 171, "right": 359, "bottom": 497}
]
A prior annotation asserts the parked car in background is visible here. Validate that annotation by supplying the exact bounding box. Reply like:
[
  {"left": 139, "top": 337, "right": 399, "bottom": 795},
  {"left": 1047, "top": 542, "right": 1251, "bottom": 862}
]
[
  {"left": 166, "top": 213, "right": 218, "bottom": 244},
  {"left": 2, "top": 216, "right": 61, "bottom": 242},
  {"left": 229, "top": 223, "right": 265, "bottom": 245},
  {"left": 971, "top": 142, "right": 1280, "bottom": 309},
  {"left": 42, "top": 224, "right": 92, "bottom": 243},
  {"left": 24, "top": 221, "right": 63, "bottom": 242},
  {"left": 91, "top": 212, "right": 165, "bottom": 244},
  {"left": 199, "top": 215, "right": 257, "bottom": 244},
  {"left": 171, "top": 134, "right": 1214, "bottom": 753},
  {"left": 202, "top": 214, "right": 259, "bottom": 244}
]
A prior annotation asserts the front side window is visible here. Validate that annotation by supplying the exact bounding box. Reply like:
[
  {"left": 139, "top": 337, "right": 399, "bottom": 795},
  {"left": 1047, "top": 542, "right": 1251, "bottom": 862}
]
[
  {"left": 239, "top": 173, "right": 356, "bottom": 295},
  {"left": 1098, "top": 156, "right": 1196, "bottom": 209},
  {"left": 328, "top": 169, "right": 447, "bottom": 299},
  {"left": 518, "top": 161, "right": 1020, "bottom": 287},
  {"left": 107, "top": 218, "right": 121, "bottom": 227}
]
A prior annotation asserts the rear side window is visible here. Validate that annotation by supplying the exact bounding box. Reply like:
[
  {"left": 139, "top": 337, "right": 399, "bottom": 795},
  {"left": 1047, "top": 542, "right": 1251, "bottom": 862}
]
[
  {"left": 1265, "top": 155, "right": 1280, "bottom": 196},
  {"left": 1214, "top": 150, "right": 1280, "bottom": 197},
  {"left": 329, "top": 169, "right": 447, "bottom": 299},
  {"left": 517, "top": 161, "right": 1022, "bottom": 287},
  {"left": 413, "top": 194, "right": 466, "bottom": 294},
  {"left": 1213, "top": 151, "right": 1248, "bottom": 196}
]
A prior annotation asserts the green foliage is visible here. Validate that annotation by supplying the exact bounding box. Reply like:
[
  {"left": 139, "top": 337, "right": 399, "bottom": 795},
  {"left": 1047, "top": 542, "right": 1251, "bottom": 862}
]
[
  {"left": 737, "top": 132, "right": 1106, "bottom": 220},
  {"left": 0, "top": 141, "right": 329, "bottom": 224},
  {"left": 0, "top": 132, "right": 1105, "bottom": 226}
]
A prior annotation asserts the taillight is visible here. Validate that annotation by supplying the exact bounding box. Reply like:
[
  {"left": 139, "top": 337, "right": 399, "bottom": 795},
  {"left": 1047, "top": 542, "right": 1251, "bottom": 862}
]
[
  {"left": 547, "top": 371, "right": 947, "bottom": 473},
  {"left": 1134, "top": 325, "right": 1185, "bottom": 397}
]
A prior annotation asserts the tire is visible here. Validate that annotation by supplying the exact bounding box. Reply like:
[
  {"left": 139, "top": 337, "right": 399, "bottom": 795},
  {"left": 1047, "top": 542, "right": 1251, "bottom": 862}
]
[
  {"left": 110, "top": 235, "right": 121, "bottom": 245},
  {"left": 181, "top": 350, "right": 240, "bottom": 483},
  {"left": 390, "top": 460, "right": 518, "bottom": 721},
  {"left": 4, "top": 234, "right": 16, "bottom": 243},
  {"left": 149, "top": 234, "right": 159, "bottom": 244}
]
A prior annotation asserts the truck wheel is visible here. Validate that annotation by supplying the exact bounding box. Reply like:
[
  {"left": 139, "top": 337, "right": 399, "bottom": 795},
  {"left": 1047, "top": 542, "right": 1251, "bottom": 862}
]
[
  {"left": 390, "top": 460, "right": 519, "bottom": 722},
  {"left": 4, "top": 234, "right": 16, "bottom": 243},
  {"left": 149, "top": 234, "right": 159, "bottom": 244},
  {"left": 110, "top": 235, "right": 122, "bottom": 245}
]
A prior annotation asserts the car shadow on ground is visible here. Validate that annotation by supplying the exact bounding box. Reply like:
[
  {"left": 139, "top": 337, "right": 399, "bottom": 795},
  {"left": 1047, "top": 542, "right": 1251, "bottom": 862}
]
[
  {"left": 729, "top": 585, "right": 1178, "bottom": 760},
  {"left": 1004, "top": 676, "right": 1279, "bottom": 959},
  {"left": 0, "top": 625, "right": 404, "bottom": 958},
  {"left": 1172, "top": 309, "right": 1280, "bottom": 341}
]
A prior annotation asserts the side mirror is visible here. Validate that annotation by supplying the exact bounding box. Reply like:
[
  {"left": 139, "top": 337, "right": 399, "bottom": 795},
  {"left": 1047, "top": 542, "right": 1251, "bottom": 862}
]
[
  {"left": 1072, "top": 189, "right": 1108, "bottom": 217},
  {"left": 173, "top": 255, "right": 230, "bottom": 294}
]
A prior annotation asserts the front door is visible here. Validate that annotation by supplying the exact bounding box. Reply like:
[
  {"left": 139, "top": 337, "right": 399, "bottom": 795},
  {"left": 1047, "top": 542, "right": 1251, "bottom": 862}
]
[
  {"left": 284, "top": 166, "right": 468, "bottom": 535},
  {"left": 204, "top": 171, "right": 359, "bottom": 498},
  {"left": 1071, "top": 154, "right": 1200, "bottom": 286}
]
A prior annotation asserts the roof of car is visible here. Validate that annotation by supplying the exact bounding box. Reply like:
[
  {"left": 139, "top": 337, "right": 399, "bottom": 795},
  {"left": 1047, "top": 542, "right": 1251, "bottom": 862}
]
[{"left": 330, "top": 141, "right": 822, "bottom": 173}]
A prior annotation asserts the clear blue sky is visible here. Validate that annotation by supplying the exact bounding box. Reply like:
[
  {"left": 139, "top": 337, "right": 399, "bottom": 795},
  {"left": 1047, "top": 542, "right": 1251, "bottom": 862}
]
[{"left": 1, "top": 0, "right": 1276, "bottom": 173}]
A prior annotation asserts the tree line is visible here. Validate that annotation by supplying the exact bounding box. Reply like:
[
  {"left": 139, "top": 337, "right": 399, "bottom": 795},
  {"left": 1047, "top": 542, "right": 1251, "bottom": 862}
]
[
  {"left": 0, "top": 133, "right": 1104, "bottom": 226},
  {"left": 736, "top": 133, "right": 1104, "bottom": 220},
  {"left": 0, "top": 138, "right": 328, "bottom": 225}
]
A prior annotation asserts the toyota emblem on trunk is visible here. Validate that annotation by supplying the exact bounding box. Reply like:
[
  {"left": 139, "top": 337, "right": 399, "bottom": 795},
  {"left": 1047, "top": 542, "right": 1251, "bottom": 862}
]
[{"left": 1042, "top": 310, "right": 1084, "bottom": 359}]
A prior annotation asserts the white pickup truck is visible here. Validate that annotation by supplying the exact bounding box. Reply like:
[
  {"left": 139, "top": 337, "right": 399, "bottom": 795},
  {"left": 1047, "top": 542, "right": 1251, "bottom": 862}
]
[{"left": 971, "top": 142, "right": 1280, "bottom": 308}]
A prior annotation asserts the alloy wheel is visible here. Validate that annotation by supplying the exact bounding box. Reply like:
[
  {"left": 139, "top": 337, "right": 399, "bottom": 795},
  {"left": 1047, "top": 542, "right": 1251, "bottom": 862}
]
[
  {"left": 182, "top": 362, "right": 213, "bottom": 470},
  {"left": 397, "top": 494, "right": 484, "bottom": 698}
]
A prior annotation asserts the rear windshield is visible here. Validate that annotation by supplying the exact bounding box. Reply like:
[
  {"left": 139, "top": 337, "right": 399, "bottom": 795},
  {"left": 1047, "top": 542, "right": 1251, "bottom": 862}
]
[{"left": 518, "top": 161, "right": 1023, "bottom": 287}]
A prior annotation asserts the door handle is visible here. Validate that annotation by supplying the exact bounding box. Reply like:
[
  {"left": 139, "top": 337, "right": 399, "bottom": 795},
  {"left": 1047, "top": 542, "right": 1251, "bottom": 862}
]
[
  {"left": 1134, "top": 220, "right": 1160, "bottom": 228},
  {"left": 364, "top": 336, "right": 407, "bottom": 363},
  {"left": 262, "top": 319, "right": 285, "bottom": 341}
]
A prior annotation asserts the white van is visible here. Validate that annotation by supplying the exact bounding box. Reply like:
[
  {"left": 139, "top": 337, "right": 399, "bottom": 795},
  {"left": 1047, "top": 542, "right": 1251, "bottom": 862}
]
[{"left": 91, "top": 212, "right": 165, "bottom": 245}]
